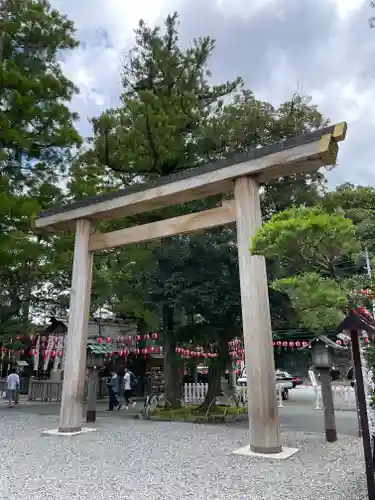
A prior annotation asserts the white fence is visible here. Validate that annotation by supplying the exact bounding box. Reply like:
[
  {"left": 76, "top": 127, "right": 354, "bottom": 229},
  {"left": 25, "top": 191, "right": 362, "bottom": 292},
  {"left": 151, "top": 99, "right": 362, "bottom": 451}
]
[
  {"left": 184, "top": 383, "right": 208, "bottom": 403},
  {"left": 313, "top": 385, "right": 356, "bottom": 411},
  {"left": 308, "top": 370, "right": 357, "bottom": 410}
]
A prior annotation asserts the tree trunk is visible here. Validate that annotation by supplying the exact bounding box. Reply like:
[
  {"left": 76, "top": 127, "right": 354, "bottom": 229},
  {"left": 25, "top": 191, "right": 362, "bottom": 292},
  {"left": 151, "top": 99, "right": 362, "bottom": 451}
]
[
  {"left": 162, "top": 305, "right": 182, "bottom": 409},
  {"left": 200, "top": 332, "right": 231, "bottom": 412}
]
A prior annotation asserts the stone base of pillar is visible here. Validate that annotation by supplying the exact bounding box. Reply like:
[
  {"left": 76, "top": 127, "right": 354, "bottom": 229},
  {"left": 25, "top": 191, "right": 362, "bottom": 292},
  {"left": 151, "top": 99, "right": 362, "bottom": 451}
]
[
  {"left": 86, "top": 410, "right": 96, "bottom": 423},
  {"left": 41, "top": 427, "right": 96, "bottom": 437},
  {"left": 233, "top": 445, "right": 299, "bottom": 460}
]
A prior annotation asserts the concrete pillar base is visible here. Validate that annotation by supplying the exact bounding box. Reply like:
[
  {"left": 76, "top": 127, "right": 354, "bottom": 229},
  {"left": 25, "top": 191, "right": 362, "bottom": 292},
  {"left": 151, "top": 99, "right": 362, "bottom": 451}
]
[
  {"left": 233, "top": 445, "right": 299, "bottom": 460},
  {"left": 41, "top": 427, "right": 96, "bottom": 437}
]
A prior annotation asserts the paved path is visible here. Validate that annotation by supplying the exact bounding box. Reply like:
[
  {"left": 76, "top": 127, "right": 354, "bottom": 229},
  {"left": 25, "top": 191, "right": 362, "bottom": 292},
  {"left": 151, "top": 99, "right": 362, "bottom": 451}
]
[
  {"left": 0, "top": 410, "right": 367, "bottom": 500},
  {"left": 1, "top": 388, "right": 360, "bottom": 437}
]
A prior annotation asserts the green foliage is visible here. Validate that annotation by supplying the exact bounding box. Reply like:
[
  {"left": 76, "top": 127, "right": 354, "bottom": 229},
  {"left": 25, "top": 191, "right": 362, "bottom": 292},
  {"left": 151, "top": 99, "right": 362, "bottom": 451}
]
[
  {"left": 250, "top": 206, "right": 360, "bottom": 278},
  {"left": 323, "top": 183, "right": 375, "bottom": 255},
  {"left": 89, "top": 12, "right": 242, "bottom": 181},
  {"left": 273, "top": 273, "right": 348, "bottom": 334},
  {"left": 251, "top": 205, "right": 363, "bottom": 334},
  {"left": 0, "top": 0, "right": 81, "bottom": 335}
]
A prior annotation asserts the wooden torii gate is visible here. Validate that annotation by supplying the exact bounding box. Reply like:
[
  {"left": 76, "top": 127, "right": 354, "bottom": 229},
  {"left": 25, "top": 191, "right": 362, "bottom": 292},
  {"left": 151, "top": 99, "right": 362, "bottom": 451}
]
[{"left": 35, "top": 122, "right": 347, "bottom": 454}]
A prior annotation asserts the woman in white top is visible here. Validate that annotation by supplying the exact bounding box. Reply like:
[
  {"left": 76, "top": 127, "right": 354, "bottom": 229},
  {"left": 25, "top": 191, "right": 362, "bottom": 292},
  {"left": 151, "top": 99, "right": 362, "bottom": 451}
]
[{"left": 123, "top": 367, "right": 136, "bottom": 409}]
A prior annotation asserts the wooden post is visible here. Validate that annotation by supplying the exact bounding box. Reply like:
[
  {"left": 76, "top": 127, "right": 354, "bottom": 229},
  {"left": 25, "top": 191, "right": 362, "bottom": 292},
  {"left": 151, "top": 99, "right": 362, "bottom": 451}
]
[
  {"left": 58, "top": 219, "right": 93, "bottom": 433},
  {"left": 234, "top": 176, "right": 282, "bottom": 454},
  {"left": 319, "top": 367, "right": 337, "bottom": 442},
  {"left": 350, "top": 330, "right": 375, "bottom": 500},
  {"left": 86, "top": 368, "right": 99, "bottom": 423},
  {"left": 348, "top": 343, "right": 362, "bottom": 437}
]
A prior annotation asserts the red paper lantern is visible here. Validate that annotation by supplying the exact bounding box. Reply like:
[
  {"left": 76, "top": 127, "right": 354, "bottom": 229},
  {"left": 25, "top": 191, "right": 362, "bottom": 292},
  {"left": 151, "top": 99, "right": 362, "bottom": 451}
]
[
  {"left": 185, "top": 350, "right": 190, "bottom": 356},
  {"left": 97, "top": 337, "right": 103, "bottom": 344},
  {"left": 175, "top": 347, "right": 181, "bottom": 353},
  {"left": 144, "top": 334, "right": 150, "bottom": 341},
  {"left": 29, "top": 350, "right": 34, "bottom": 356},
  {"left": 50, "top": 350, "right": 56, "bottom": 358},
  {"left": 151, "top": 332, "right": 159, "bottom": 340},
  {"left": 289, "top": 341, "right": 295, "bottom": 348},
  {"left": 105, "top": 336, "right": 111, "bottom": 343},
  {"left": 58, "top": 350, "right": 63, "bottom": 357},
  {"left": 136, "top": 335, "right": 141, "bottom": 341},
  {"left": 336, "top": 340, "right": 342, "bottom": 346},
  {"left": 295, "top": 341, "right": 301, "bottom": 348},
  {"left": 276, "top": 341, "right": 282, "bottom": 347},
  {"left": 282, "top": 341, "right": 288, "bottom": 347},
  {"left": 134, "top": 348, "right": 140, "bottom": 355},
  {"left": 142, "top": 348, "right": 148, "bottom": 355},
  {"left": 149, "top": 346, "right": 155, "bottom": 353},
  {"left": 302, "top": 341, "right": 308, "bottom": 348}
]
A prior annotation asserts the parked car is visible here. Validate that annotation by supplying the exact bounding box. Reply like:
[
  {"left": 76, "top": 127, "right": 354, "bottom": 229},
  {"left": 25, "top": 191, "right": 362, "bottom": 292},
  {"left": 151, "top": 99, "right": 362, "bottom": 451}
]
[
  {"left": 291, "top": 376, "right": 304, "bottom": 388},
  {"left": 237, "top": 368, "right": 292, "bottom": 400}
]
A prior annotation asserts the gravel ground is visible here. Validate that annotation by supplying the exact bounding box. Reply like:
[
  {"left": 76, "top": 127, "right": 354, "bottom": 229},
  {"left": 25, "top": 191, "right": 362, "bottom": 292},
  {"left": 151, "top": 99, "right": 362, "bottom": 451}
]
[{"left": 0, "top": 412, "right": 368, "bottom": 500}]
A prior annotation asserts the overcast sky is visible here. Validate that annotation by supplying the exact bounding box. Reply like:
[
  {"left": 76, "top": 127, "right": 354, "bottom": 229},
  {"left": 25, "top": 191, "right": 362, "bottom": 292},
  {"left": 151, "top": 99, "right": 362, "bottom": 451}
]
[{"left": 51, "top": 0, "right": 375, "bottom": 187}]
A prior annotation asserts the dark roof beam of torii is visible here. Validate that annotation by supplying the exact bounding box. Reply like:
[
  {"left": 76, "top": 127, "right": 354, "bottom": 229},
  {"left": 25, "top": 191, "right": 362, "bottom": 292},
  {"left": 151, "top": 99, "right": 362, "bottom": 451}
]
[{"left": 34, "top": 122, "right": 347, "bottom": 232}]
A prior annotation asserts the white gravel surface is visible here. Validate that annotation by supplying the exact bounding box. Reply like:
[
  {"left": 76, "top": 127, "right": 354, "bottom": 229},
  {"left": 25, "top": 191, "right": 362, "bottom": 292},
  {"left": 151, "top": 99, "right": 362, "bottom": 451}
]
[{"left": 0, "top": 412, "right": 368, "bottom": 500}]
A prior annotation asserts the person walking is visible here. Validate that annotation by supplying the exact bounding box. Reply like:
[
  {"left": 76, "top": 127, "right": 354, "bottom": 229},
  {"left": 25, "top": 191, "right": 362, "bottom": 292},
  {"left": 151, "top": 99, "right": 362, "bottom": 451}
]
[
  {"left": 6, "top": 368, "right": 20, "bottom": 408},
  {"left": 106, "top": 371, "right": 121, "bottom": 411},
  {"left": 123, "top": 367, "right": 136, "bottom": 409}
]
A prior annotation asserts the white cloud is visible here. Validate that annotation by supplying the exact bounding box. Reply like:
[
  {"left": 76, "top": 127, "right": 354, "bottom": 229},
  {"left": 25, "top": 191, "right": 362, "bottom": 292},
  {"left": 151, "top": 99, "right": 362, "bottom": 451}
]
[
  {"left": 52, "top": 0, "right": 375, "bottom": 187},
  {"left": 52, "top": 0, "right": 174, "bottom": 131},
  {"left": 330, "top": 0, "right": 367, "bottom": 20}
]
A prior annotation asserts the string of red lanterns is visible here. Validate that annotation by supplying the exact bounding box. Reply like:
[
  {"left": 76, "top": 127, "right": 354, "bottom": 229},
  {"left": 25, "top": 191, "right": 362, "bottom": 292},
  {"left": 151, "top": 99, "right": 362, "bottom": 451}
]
[{"left": 96, "top": 332, "right": 160, "bottom": 344}]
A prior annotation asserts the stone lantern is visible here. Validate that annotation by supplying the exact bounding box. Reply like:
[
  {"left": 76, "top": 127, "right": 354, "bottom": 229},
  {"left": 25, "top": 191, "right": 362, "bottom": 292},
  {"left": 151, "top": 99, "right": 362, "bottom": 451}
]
[
  {"left": 302, "top": 335, "right": 347, "bottom": 443},
  {"left": 85, "top": 340, "right": 112, "bottom": 423}
]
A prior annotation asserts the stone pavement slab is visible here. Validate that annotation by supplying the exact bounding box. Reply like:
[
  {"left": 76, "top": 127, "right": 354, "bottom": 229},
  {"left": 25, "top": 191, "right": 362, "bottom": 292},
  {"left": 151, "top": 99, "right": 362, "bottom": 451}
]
[{"left": 0, "top": 411, "right": 368, "bottom": 500}]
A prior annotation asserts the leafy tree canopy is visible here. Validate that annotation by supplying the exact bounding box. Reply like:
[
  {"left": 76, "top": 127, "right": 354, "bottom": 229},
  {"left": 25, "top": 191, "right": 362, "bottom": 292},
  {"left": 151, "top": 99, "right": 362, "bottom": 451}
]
[
  {"left": 0, "top": 0, "right": 81, "bottom": 335},
  {"left": 250, "top": 206, "right": 360, "bottom": 279}
]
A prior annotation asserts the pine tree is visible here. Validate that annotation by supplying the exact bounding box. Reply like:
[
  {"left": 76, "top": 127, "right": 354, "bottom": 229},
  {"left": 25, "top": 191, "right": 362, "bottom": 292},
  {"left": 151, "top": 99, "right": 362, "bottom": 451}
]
[{"left": 0, "top": 0, "right": 81, "bottom": 336}]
